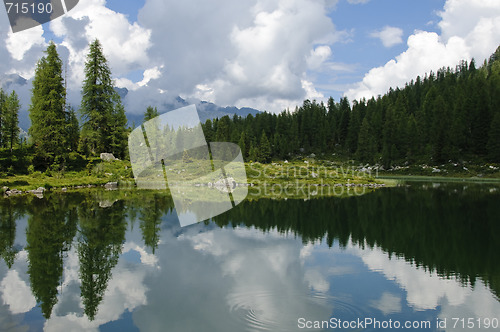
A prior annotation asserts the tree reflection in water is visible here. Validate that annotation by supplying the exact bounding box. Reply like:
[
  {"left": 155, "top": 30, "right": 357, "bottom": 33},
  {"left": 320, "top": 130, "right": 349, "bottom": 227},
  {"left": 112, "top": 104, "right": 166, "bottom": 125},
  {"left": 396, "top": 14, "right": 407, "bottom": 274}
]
[{"left": 0, "top": 182, "right": 498, "bottom": 322}]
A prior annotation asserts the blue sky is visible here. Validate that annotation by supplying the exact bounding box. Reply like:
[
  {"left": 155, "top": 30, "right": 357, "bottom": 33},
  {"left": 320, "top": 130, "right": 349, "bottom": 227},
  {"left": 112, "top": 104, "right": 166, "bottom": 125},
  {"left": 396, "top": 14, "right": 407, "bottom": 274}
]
[
  {"left": 0, "top": 0, "right": 499, "bottom": 116},
  {"left": 105, "top": 0, "right": 145, "bottom": 23},
  {"left": 317, "top": 0, "right": 446, "bottom": 98}
]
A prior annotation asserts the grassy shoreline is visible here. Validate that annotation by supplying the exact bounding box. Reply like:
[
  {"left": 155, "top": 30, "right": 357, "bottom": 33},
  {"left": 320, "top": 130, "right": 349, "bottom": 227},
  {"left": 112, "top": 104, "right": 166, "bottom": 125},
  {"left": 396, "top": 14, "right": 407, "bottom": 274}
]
[
  {"left": 1, "top": 159, "right": 386, "bottom": 198},
  {"left": 2, "top": 158, "right": 499, "bottom": 199},
  {"left": 377, "top": 175, "right": 500, "bottom": 183}
]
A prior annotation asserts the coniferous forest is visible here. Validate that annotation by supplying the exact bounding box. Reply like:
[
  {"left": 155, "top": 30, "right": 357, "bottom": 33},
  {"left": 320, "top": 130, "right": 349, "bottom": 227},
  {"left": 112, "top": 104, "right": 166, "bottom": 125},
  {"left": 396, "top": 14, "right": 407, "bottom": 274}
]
[
  {"left": 203, "top": 45, "right": 500, "bottom": 167},
  {"left": 1, "top": 39, "right": 128, "bottom": 174},
  {"left": 0, "top": 45, "right": 499, "bottom": 176}
]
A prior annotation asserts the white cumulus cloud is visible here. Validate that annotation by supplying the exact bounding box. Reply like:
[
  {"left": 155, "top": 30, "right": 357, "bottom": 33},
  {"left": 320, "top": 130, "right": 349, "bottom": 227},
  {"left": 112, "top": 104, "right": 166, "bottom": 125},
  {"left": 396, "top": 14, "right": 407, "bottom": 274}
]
[
  {"left": 307, "top": 45, "right": 333, "bottom": 70},
  {"left": 0, "top": 270, "right": 37, "bottom": 314},
  {"left": 137, "top": 0, "right": 341, "bottom": 112},
  {"left": 50, "top": 0, "right": 152, "bottom": 86},
  {"left": 351, "top": 244, "right": 472, "bottom": 311},
  {"left": 370, "top": 26, "right": 404, "bottom": 48},
  {"left": 6, "top": 26, "right": 45, "bottom": 61},
  {"left": 1, "top": 0, "right": 349, "bottom": 114},
  {"left": 346, "top": 0, "right": 500, "bottom": 101}
]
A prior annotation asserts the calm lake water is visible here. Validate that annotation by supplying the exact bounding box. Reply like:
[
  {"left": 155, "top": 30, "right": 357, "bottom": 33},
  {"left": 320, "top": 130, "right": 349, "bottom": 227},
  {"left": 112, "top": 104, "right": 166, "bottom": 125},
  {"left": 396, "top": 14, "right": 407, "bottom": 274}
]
[{"left": 0, "top": 182, "right": 499, "bottom": 331}]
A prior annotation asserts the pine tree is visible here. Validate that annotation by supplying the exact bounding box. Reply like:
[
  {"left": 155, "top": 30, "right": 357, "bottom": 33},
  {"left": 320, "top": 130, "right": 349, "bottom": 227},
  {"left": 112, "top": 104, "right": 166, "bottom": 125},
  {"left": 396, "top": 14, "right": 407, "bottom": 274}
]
[
  {"left": 80, "top": 39, "right": 126, "bottom": 156},
  {"left": 417, "top": 86, "right": 438, "bottom": 152},
  {"left": 65, "top": 107, "right": 80, "bottom": 152},
  {"left": 109, "top": 96, "right": 128, "bottom": 159},
  {"left": 449, "top": 94, "right": 468, "bottom": 158},
  {"left": 392, "top": 94, "right": 409, "bottom": 157},
  {"left": 469, "top": 75, "right": 491, "bottom": 156},
  {"left": 346, "top": 102, "right": 361, "bottom": 154},
  {"left": 215, "top": 116, "right": 231, "bottom": 142},
  {"left": 238, "top": 131, "right": 247, "bottom": 159},
  {"left": 338, "top": 97, "right": 351, "bottom": 147},
  {"left": 356, "top": 117, "right": 376, "bottom": 164},
  {"left": 0, "top": 89, "right": 6, "bottom": 147},
  {"left": 406, "top": 114, "right": 418, "bottom": 163},
  {"left": 273, "top": 133, "right": 283, "bottom": 159},
  {"left": 202, "top": 119, "right": 215, "bottom": 143},
  {"left": 258, "top": 131, "right": 271, "bottom": 163},
  {"left": 248, "top": 142, "right": 258, "bottom": 162},
  {"left": 487, "top": 112, "right": 500, "bottom": 162},
  {"left": 4, "top": 91, "right": 20, "bottom": 153},
  {"left": 381, "top": 107, "right": 396, "bottom": 167},
  {"left": 430, "top": 95, "right": 450, "bottom": 162},
  {"left": 289, "top": 117, "right": 300, "bottom": 154},
  {"left": 144, "top": 106, "right": 159, "bottom": 122},
  {"left": 28, "top": 42, "right": 68, "bottom": 166}
]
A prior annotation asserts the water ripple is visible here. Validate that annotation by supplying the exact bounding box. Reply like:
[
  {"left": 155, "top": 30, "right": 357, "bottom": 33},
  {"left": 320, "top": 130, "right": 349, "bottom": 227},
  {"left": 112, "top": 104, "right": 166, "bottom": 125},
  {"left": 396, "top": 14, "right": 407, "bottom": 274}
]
[{"left": 227, "top": 289, "right": 372, "bottom": 331}]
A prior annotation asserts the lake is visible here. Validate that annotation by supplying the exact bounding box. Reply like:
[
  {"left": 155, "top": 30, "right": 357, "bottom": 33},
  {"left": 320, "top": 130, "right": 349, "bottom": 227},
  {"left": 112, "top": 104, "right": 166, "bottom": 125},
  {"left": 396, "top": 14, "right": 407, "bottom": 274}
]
[{"left": 0, "top": 182, "right": 499, "bottom": 331}]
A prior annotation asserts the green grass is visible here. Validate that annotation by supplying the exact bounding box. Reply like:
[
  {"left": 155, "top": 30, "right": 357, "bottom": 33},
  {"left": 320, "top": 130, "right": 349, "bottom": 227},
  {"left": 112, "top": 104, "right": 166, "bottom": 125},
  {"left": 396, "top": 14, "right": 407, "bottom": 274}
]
[
  {"left": 0, "top": 159, "right": 133, "bottom": 191},
  {"left": 245, "top": 160, "right": 378, "bottom": 185},
  {"left": 377, "top": 175, "right": 500, "bottom": 183},
  {"left": 8, "top": 157, "right": 499, "bottom": 199},
  {"left": 376, "top": 162, "right": 500, "bottom": 178},
  {"left": 1, "top": 158, "right": 388, "bottom": 200}
]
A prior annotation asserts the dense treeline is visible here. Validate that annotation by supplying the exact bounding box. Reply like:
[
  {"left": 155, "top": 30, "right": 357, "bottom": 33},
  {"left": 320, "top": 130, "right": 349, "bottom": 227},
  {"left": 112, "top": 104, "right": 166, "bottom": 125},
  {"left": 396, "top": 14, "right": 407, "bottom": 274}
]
[
  {"left": 2, "top": 45, "right": 499, "bottom": 175},
  {"left": 203, "top": 46, "right": 500, "bottom": 166},
  {"left": 213, "top": 183, "right": 500, "bottom": 299},
  {"left": 1, "top": 186, "right": 499, "bottom": 318},
  {"left": 0, "top": 191, "right": 174, "bottom": 319},
  {"left": 1, "top": 39, "right": 128, "bottom": 174}
]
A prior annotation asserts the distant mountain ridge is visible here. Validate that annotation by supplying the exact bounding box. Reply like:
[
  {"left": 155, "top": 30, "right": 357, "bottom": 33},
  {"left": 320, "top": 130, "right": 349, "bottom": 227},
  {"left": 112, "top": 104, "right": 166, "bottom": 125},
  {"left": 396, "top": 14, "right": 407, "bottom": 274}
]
[
  {"left": 0, "top": 74, "right": 27, "bottom": 90},
  {"left": 124, "top": 93, "right": 261, "bottom": 127},
  {"left": 0, "top": 74, "right": 261, "bottom": 130}
]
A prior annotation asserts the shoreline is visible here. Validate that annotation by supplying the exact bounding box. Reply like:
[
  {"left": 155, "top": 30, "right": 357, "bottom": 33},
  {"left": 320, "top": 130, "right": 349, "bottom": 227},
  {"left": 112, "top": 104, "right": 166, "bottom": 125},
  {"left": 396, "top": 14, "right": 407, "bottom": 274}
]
[
  {"left": 377, "top": 175, "right": 500, "bottom": 183},
  {"left": 2, "top": 159, "right": 499, "bottom": 199}
]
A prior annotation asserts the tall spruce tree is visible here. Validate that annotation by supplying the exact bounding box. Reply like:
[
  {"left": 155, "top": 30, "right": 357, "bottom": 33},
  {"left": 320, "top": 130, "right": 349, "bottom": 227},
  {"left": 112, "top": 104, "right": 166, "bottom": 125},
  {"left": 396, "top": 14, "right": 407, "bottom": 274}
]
[
  {"left": 4, "top": 91, "right": 20, "bottom": 153},
  {"left": 28, "top": 42, "right": 68, "bottom": 167},
  {"left": 65, "top": 106, "right": 80, "bottom": 152},
  {"left": 238, "top": 131, "right": 247, "bottom": 159},
  {"left": 0, "top": 88, "right": 6, "bottom": 147},
  {"left": 430, "top": 95, "right": 449, "bottom": 162},
  {"left": 144, "top": 106, "right": 159, "bottom": 122},
  {"left": 109, "top": 96, "right": 128, "bottom": 159},
  {"left": 80, "top": 39, "right": 127, "bottom": 157},
  {"left": 337, "top": 97, "right": 351, "bottom": 149},
  {"left": 258, "top": 131, "right": 271, "bottom": 163},
  {"left": 356, "top": 117, "right": 375, "bottom": 164},
  {"left": 215, "top": 116, "right": 231, "bottom": 142},
  {"left": 487, "top": 112, "right": 500, "bottom": 162}
]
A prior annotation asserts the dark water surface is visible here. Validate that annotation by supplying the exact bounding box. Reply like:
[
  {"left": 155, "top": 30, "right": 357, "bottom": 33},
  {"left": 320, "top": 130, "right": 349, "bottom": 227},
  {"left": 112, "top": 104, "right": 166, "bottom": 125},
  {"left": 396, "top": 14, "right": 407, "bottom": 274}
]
[{"left": 0, "top": 182, "right": 499, "bottom": 331}]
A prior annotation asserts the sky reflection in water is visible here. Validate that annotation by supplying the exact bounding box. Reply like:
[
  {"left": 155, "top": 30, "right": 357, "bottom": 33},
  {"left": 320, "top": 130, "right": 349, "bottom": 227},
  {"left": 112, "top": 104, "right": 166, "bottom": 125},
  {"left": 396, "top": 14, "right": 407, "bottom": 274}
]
[{"left": 0, "top": 183, "right": 498, "bottom": 331}]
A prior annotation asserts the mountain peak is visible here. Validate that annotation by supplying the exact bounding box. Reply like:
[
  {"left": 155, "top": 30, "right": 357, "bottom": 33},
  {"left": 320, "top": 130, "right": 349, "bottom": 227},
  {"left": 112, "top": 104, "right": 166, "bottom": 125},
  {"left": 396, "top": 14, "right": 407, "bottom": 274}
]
[
  {"left": 0, "top": 74, "right": 27, "bottom": 90},
  {"left": 124, "top": 96, "right": 261, "bottom": 126}
]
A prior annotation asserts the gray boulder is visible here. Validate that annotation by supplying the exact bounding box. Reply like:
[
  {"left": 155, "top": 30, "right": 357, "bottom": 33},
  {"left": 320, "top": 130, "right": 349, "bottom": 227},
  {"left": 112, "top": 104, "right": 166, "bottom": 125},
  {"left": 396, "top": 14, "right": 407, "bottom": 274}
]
[
  {"left": 104, "top": 182, "right": 118, "bottom": 190},
  {"left": 100, "top": 153, "right": 118, "bottom": 161}
]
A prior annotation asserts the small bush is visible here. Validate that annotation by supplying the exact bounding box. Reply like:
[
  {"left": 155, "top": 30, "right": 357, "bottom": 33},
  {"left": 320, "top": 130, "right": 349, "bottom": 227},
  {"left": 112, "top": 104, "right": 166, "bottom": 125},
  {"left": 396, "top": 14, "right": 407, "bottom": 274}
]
[
  {"left": 67, "top": 152, "right": 87, "bottom": 171},
  {"left": 92, "top": 163, "right": 105, "bottom": 177},
  {"left": 44, "top": 168, "right": 52, "bottom": 177},
  {"left": 31, "top": 171, "right": 43, "bottom": 178}
]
